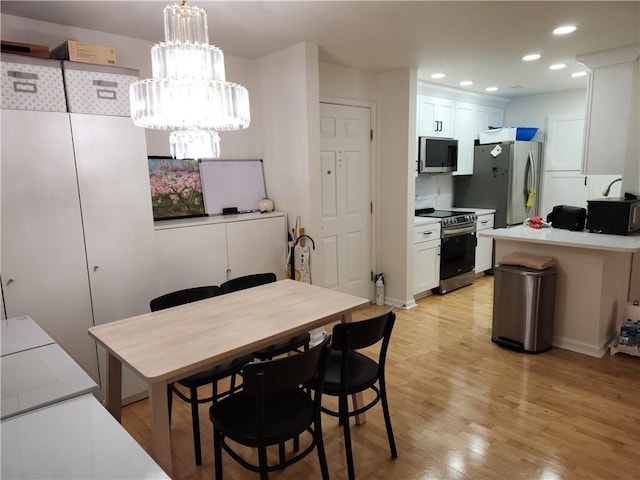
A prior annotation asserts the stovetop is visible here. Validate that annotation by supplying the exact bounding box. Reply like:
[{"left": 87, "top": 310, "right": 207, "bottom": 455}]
[{"left": 415, "top": 208, "right": 477, "bottom": 227}]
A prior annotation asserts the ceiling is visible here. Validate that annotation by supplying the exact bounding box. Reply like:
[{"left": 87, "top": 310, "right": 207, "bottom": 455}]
[{"left": 2, "top": 1, "right": 639, "bottom": 98}]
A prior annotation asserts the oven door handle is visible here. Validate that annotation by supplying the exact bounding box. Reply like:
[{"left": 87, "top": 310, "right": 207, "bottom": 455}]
[{"left": 441, "top": 225, "right": 476, "bottom": 238}]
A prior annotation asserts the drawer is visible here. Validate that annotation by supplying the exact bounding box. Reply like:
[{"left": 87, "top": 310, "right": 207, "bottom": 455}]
[
  {"left": 1, "top": 53, "right": 67, "bottom": 112},
  {"left": 476, "top": 214, "right": 494, "bottom": 230},
  {"left": 414, "top": 223, "right": 441, "bottom": 244},
  {"left": 62, "top": 62, "right": 138, "bottom": 116}
]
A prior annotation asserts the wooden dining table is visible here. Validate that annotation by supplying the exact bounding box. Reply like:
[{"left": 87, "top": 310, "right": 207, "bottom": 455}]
[{"left": 88, "top": 279, "right": 369, "bottom": 475}]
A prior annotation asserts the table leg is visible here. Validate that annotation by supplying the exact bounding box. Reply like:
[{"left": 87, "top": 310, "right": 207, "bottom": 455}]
[
  {"left": 342, "top": 312, "right": 367, "bottom": 425},
  {"left": 105, "top": 352, "right": 122, "bottom": 422},
  {"left": 149, "top": 381, "right": 173, "bottom": 476}
]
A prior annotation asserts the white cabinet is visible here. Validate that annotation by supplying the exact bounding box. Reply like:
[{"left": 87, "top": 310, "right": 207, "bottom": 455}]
[
  {"left": 540, "top": 172, "right": 622, "bottom": 218},
  {"left": 453, "top": 102, "right": 504, "bottom": 176},
  {"left": 154, "top": 214, "right": 287, "bottom": 295},
  {"left": 418, "top": 95, "right": 455, "bottom": 138},
  {"left": 582, "top": 64, "right": 634, "bottom": 175},
  {"left": 1, "top": 109, "right": 98, "bottom": 382},
  {"left": 475, "top": 213, "right": 495, "bottom": 274},
  {"left": 545, "top": 113, "right": 585, "bottom": 171},
  {"left": 453, "top": 102, "right": 475, "bottom": 175},
  {"left": 413, "top": 222, "right": 441, "bottom": 295},
  {"left": 1, "top": 109, "right": 158, "bottom": 404}
]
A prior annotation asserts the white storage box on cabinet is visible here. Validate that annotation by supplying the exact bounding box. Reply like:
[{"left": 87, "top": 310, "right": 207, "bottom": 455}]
[
  {"left": 62, "top": 61, "right": 138, "bottom": 116},
  {"left": 414, "top": 222, "right": 441, "bottom": 295},
  {"left": 1, "top": 53, "right": 66, "bottom": 112}
]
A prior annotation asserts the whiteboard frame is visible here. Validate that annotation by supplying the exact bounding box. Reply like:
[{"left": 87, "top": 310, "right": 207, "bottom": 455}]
[{"left": 199, "top": 159, "right": 267, "bottom": 216}]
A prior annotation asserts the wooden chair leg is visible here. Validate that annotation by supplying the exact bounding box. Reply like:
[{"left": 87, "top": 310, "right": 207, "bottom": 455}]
[
  {"left": 258, "top": 445, "right": 269, "bottom": 480},
  {"left": 340, "top": 393, "right": 356, "bottom": 480},
  {"left": 213, "top": 428, "right": 223, "bottom": 480},
  {"left": 190, "top": 386, "right": 202, "bottom": 465},
  {"left": 380, "top": 377, "right": 397, "bottom": 458}
]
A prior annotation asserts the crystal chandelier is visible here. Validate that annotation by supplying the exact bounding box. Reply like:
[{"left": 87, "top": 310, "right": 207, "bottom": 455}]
[{"left": 130, "top": 1, "right": 250, "bottom": 159}]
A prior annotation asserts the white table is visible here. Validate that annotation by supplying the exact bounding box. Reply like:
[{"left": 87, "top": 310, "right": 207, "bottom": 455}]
[
  {"left": 1, "top": 315, "right": 55, "bottom": 356},
  {"left": 89, "top": 279, "right": 369, "bottom": 475},
  {"left": 1, "top": 393, "right": 169, "bottom": 479},
  {"left": 1, "top": 342, "right": 100, "bottom": 419}
]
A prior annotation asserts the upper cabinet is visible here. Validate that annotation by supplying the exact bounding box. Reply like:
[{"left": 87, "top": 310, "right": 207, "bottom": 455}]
[
  {"left": 577, "top": 45, "right": 640, "bottom": 175},
  {"left": 416, "top": 85, "right": 505, "bottom": 176},
  {"left": 417, "top": 95, "right": 455, "bottom": 138},
  {"left": 545, "top": 113, "right": 585, "bottom": 171}
]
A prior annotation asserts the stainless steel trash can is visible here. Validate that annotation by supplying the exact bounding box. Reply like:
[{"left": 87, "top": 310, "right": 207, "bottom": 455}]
[{"left": 491, "top": 264, "right": 557, "bottom": 353}]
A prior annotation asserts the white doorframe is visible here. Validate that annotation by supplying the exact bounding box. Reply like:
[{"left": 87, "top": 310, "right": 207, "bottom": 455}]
[{"left": 318, "top": 96, "right": 377, "bottom": 299}]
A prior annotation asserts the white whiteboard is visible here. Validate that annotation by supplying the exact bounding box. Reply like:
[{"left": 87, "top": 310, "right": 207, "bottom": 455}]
[{"left": 199, "top": 159, "right": 266, "bottom": 215}]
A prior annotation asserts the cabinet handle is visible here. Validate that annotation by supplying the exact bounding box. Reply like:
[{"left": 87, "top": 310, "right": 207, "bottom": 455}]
[
  {"left": 480, "top": 220, "right": 489, "bottom": 225},
  {"left": 6, "top": 278, "right": 14, "bottom": 285},
  {"left": 93, "top": 266, "right": 99, "bottom": 272},
  {"left": 422, "top": 231, "right": 433, "bottom": 236}
]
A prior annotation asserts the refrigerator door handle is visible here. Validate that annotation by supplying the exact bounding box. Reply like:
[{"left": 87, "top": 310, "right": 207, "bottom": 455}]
[{"left": 524, "top": 150, "right": 537, "bottom": 210}]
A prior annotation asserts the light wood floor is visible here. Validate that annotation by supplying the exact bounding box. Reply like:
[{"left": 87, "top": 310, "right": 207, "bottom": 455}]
[{"left": 122, "top": 276, "right": 640, "bottom": 479}]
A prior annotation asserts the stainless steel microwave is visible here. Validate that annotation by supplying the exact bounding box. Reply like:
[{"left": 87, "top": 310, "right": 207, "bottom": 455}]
[{"left": 418, "top": 137, "right": 458, "bottom": 173}]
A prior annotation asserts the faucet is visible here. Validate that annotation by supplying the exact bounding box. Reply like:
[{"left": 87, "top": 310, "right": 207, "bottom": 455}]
[{"left": 602, "top": 178, "right": 622, "bottom": 197}]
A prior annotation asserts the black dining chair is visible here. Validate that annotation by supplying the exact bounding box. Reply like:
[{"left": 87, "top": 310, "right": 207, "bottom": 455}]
[
  {"left": 149, "top": 285, "right": 254, "bottom": 466},
  {"left": 220, "top": 273, "right": 311, "bottom": 361},
  {"left": 209, "top": 337, "right": 331, "bottom": 480},
  {"left": 316, "top": 308, "right": 397, "bottom": 480}
]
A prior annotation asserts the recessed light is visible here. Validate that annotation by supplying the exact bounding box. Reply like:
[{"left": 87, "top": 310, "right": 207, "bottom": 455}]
[
  {"left": 522, "top": 54, "right": 542, "bottom": 61},
  {"left": 431, "top": 73, "right": 446, "bottom": 79},
  {"left": 553, "top": 25, "right": 577, "bottom": 35},
  {"left": 571, "top": 71, "right": 587, "bottom": 78},
  {"left": 460, "top": 80, "right": 474, "bottom": 86},
  {"left": 485, "top": 87, "right": 498, "bottom": 92},
  {"left": 549, "top": 63, "right": 567, "bottom": 70}
]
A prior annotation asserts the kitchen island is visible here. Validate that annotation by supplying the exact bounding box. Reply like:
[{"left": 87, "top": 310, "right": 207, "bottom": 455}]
[{"left": 481, "top": 226, "right": 640, "bottom": 357}]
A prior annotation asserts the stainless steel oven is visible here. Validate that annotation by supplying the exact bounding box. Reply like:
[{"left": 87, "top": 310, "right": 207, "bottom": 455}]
[{"left": 415, "top": 209, "right": 477, "bottom": 294}]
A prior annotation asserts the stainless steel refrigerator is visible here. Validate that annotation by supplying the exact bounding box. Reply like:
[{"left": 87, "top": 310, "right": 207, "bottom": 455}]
[{"left": 454, "top": 141, "right": 542, "bottom": 228}]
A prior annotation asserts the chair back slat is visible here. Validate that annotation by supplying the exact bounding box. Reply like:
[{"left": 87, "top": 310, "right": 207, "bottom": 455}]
[
  {"left": 220, "top": 273, "right": 276, "bottom": 294},
  {"left": 243, "top": 338, "right": 329, "bottom": 394},
  {"left": 150, "top": 285, "right": 222, "bottom": 311},
  {"left": 331, "top": 309, "right": 395, "bottom": 351}
]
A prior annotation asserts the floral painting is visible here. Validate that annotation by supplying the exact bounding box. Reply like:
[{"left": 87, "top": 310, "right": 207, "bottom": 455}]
[{"left": 148, "top": 157, "right": 206, "bottom": 220}]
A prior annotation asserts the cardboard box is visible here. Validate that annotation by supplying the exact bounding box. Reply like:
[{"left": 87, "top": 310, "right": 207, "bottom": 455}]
[
  {"left": 1, "top": 40, "right": 50, "bottom": 58},
  {"left": 50, "top": 40, "right": 116, "bottom": 66}
]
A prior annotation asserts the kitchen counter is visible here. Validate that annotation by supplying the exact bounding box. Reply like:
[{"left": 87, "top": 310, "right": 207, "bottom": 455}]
[
  {"left": 481, "top": 225, "right": 640, "bottom": 252},
  {"left": 482, "top": 225, "right": 639, "bottom": 357}
]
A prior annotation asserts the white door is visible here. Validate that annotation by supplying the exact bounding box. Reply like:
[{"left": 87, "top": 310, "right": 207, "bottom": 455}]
[
  {"left": 1, "top": 109, "right": 98, "bottom": 381},
  {"left": 319, "top": 103, "right": 371, "bottom": 299}
]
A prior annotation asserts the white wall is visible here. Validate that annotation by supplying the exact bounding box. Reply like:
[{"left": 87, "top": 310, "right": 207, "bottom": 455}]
[
  {"left": 378, "top": 68, "right": 416, "bottom": 307},
  {"left": 319, "top": 62, "right": 380, "bottom": 102},
  {"left": 504, "top": 89, "right": 587, "bottom": 144},
  {"left": 258, "top": 42, "right": 318, "bottom": 250}
]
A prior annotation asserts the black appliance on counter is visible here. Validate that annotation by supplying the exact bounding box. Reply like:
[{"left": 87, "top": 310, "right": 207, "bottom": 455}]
[
  {"left": 586, "top": 197, "right": 640, "bottom": 235},
  {"left": 415, "top": 208, "right": 477, "bottom": 294}
]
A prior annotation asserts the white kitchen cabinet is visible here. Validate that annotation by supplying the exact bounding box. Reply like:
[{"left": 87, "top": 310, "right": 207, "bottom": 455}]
[
  {"left": 582, "top": 63, "right": 634, "bottom": 175},
  {"left": 413, "top": 222, "right": 441, "bottom": 295},
  {"left": 545, "top": 113, "right": 585, "bottom": 171},
  {"left": 1, "top": 109, "right": 98, "bottom": 382},
  {"left": 418, "top": 95, "right": 455, "bottom": 138},
  {"left": 154, "top": 213, "right": 287, "bottom": 295},
  {"left": 475, "top": 213, "right": 495, "bottom": 274},
  {"left": 453, "top": 102, "right": 505, "bottom": 176},
  {"left": 452, "top": 102, "right": 475, "bottom": 175},
  {"left": 540, "top": 172, "right": 622, "bottom": 218}
]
